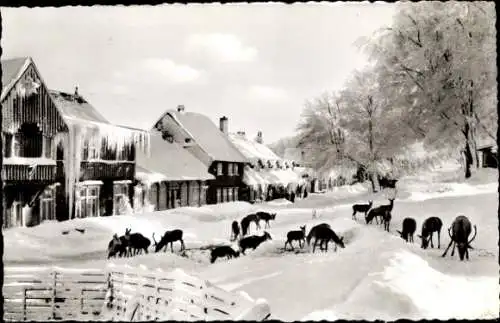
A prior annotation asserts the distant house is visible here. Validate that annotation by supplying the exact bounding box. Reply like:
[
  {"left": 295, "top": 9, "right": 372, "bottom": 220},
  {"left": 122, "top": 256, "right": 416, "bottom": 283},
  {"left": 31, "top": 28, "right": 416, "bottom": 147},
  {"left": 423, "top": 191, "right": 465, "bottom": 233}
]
[
  {"left": 1, "top": 56, "right": 149, "bottom": 228},
  {"left": 135, "top": 133, "right": 215, "bottom": 211},
  {"left": 228, "top": 131, "right": 303, "bottom": 202},
  {"left": 476, "top": 138, "right": 497, "bottom": 168},
  {"left": 152, "top": 105, "right": 248, "bottom": 204}
]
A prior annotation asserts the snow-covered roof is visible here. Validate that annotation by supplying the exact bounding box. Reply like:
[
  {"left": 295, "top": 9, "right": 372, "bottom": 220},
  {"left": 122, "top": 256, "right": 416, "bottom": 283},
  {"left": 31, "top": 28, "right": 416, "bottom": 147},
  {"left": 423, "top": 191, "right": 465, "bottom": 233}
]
[
  {"left": 164, "top": 110, "right": 248, "bottom": 163},
  {"left": 136, "top": 133, "right": 215, "bottom": 183},
  {"left": 242, "top": 165, "right": 303, "bottom": 188},
  {"left": 1, "top": 57, "right": 31, "bottom": 101},
  {"left": 228, "top": 133, "right": 281, "bottom": 164},
  {"left": 49, "top": 90, "right": 110, "bottom": 124}
]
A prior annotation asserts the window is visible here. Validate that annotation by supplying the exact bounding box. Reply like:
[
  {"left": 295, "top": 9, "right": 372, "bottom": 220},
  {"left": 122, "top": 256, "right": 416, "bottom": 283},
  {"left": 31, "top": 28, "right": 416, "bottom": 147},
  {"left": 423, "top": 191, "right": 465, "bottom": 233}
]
[
  {"left": 75, "top": 184, "right": 101, "bottom": 218},
  {"left": 217, "top": 163, "right": 223, "bottom": 176},
  {"left": 3, "top": 133, "right": 12, "bottom": 157},
  {"left": 113, "top": 183, "right": 130, "bottom": 215},
  {"left": 234, "top": 164, "right": 239, "bottom": 175},
  {"left": 228, "top": 187, "right": 233, "bottom": 201},
  {"left": 234, "top": 187, "right": 239, "bottom": 201},
  {"left": 40, "top": 187, "right": 55, "bottom": 222},
  {"left": 228, "top": 163, "right": 233, "bottom": 176},
  {"left": 43, "top": 137, "right": 52, "bottom": 159},
  {"left": 82, "top": 140, "right": 99, "bottom": 160},
  {"left": 216, "top": 188, "right": 222, "bottom": 203},
  {"left": 12, "top": 123, "right": 43, "bottom": 158},
  {"left": 222, "top": 188, "right": 228, "bottom": 202}
]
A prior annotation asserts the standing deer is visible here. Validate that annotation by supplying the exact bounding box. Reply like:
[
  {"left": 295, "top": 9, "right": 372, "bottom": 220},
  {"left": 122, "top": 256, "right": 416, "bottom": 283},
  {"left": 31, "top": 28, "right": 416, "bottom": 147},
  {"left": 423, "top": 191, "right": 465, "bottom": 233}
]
[
  {"left": 397, "top": 217, "right": 417, "bottom": 243},
  {"left": 306, "top": 223, "right": 331, "bottom": 246},
  {"left": 442, "top": 215, "right": 477, "bottom": 261},
  {"left": 284, "top": 225, "right": 306, "bottom": 251},
  {"left": 124, "top": 228, "right": 151, "bottom": 256},
  {"left": 311, "top": 226, "right": 345, "bottom": 253},
  {"left": 230, "top": 220, "right": 240, "bottom": 241},
  {"left": 240, "top": 213, "right": 261, "bottom": 236},
  {"left": 152, "top": 229, "right": 185, "bottom": 253},
  {"left": 365, "top": 198, "right": 395, "bottom": 225},
  {"left": 352, "top": 201, "right": 373, "bottom": 221},
  {"left": 418, "top": 217, "right": 443, "bottom": 249},
  {"left": 256, "top": 211, "right": 277, "bottom": 229},
  {"left": 382, "top": 210, "right": 392, "bottom": 232}
]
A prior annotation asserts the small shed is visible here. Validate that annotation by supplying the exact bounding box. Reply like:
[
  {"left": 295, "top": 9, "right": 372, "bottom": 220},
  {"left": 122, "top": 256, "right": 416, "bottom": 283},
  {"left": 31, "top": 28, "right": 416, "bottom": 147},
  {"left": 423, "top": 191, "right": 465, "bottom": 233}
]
[{"left": 476, "top": 138, "right": 497, "bottom": 169}]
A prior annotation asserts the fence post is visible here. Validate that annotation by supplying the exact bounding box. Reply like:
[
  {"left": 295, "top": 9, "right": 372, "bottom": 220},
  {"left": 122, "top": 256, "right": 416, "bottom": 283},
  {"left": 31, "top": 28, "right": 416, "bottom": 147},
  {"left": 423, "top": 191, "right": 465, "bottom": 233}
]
[
  {"left": 52, "top": 270, "right": 57, "bottom": 320},
  {"left": 23, "top": 287, "right": 27, "bottom": 321}
]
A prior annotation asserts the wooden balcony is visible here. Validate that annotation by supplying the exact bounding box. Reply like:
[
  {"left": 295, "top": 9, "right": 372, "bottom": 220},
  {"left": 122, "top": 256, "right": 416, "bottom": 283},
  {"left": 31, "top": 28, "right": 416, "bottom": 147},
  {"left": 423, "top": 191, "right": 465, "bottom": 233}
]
[
  {"left": 56, "top": 160, "right": 135, "bottom": 182},
  {"left": 2, "top": 163, "right": 56, "bottom": 182}
]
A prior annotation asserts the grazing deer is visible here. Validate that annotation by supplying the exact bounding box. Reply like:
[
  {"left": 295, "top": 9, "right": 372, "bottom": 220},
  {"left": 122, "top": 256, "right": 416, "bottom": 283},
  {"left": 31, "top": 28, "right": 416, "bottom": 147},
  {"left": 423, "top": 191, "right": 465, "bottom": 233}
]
[
  {"left": 124, "top": 228, "right": 151, "bottom": 256},
  {"left": 240, "top": 213, "right": 261, "bottom": 236},
  {"left": 311, "top": 226, "right": 345, "bottom": 253},
  {"left": 152, "top": 229, "right": 185, "bottom": 253},
  {"left": 256, "top": 211, "right": 277, "bottom": 229},
  {"left": 230, "top": 220, "right": 240, "bottom": 241},
  {"left": 352, "top": 201, "right": 373, "bottom": 220},
  {"left": 284, "top": 225, "right": 306, "bottom": 251},
  {"left": 418, "top": 217, "right": 443, "bottom": 249},
  {"left": 442, "top": 215, "right": 477, "bottom": 261},
  {"left": 239, "top": 231, "right": 272, "bottom": 255},
  {"left": 107, "top": 234, "right": 126, "bottom": 259},
  {"left": 366, "top": 198, "right": 395, "bottom": 225},
  {"left": 210, "top": 246, "right": 240, "bottom": 263},
  {"left": 397, "top": 217, "right": 417, "bottom": 243},
  {"left": 306, "top": 223, "right": 331, "bottom": 246}
]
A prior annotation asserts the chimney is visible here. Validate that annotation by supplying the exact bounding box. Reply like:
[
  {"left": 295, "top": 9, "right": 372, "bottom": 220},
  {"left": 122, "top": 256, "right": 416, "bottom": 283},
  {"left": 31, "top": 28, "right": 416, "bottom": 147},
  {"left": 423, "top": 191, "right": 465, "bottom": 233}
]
[
  {"left": 219, "top": 116, "right": 228, "bottom": 134},
  {"left": 177, "top": 104, "right": 185, "bottom": 112},
  {"left": 74, "top": 86, "right": 79, "bottom": 97},
  {"left": 255, "top": 131, "right": 263, "bottom": 144}
]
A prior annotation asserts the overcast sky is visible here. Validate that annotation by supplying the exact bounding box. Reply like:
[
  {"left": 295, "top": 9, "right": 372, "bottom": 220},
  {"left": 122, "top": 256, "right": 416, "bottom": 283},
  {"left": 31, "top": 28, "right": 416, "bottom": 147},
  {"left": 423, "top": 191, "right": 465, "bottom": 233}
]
[{"left": 2, "top": 2, "right": 395, "bottom": 144}]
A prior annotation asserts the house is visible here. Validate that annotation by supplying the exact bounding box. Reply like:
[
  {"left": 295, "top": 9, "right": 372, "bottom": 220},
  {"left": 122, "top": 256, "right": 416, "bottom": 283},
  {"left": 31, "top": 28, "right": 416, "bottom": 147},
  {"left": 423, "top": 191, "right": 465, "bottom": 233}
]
[
  {"left": 152, "top": 105, "right": 248, "bottom": 204},
  {"left": 1, "top": 57, "right": 149, "bottom": 228},
  {"left": 49, "top": 89, "right": 149, "bottom": 220},
  {"left": 476, "top": 138, "right": 498, "bottom": 168},
  {"left": 1, "top": 57, "right": 67, "bottom": 228},
  {"left": 228, "top": 131, "right": 303, "bottom": 202},
  {"left": 134, "top": 133, "right": 215, "bottom": 211}
]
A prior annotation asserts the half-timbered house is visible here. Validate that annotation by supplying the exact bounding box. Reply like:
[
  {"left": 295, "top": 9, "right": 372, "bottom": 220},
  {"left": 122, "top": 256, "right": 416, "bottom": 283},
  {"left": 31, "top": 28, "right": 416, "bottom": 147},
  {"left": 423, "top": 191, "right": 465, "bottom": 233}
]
[
  {"left": 1, "top": 57, "right": 67, "bottom": 228},
  {"left": 152, "top": 105, "right": 248, "bottom": 204},
  {"left": 229, "top": 131, "right": 303, "bottom": 202},
  {"left": 134, "top": 133, "right": 214, "bottom": 211}
]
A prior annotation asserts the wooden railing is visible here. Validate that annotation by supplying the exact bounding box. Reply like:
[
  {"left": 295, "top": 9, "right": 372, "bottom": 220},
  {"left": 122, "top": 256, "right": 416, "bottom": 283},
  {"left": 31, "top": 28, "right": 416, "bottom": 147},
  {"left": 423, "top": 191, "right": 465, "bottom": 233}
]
[
  {"left": 3, "top": 265, "right": 271, "bottom": 322},
  {"left": 2, "top": 164, "right": 56, "bottom": 182}
]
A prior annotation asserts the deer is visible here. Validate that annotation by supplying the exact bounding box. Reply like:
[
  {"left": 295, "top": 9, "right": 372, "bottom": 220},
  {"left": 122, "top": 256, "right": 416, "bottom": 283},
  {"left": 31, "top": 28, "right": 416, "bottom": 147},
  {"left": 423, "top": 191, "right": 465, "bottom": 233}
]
[
  {"left": 306, "top": 223, "right": 331, "bottom": 247},
  {"left": 442, "top": 215, "right": 477, "bottom": 261},
  {"left": 107, "top": 234, "right": 127, "bottom": 259},
  {"left": 230, "top": 220, "right": 240, "bottom": 241},
  {"left": 240, "top": 213, "right": 261, "bottom": 236},
  {"left": 239, "top": 231, "right": 272, "bottom": 255},
  {"left": 310, "top": 226, "right": 345, "bottom": 253},
  {"left": 352, "top": 201, "right": 373, "bottom": 221},
  {"left": 284, "top": 225, "right": 306, "bottom": 251},
  {"left": 124, "top": 228, "right": 150, "bottom": 256},
  {"left": 152, "top": 229, "right": 185, "bottom": 253},
  {"left": 418, "top": 217, "right": 443, "bottom": 249},
  {"left": 366, "top": 198, "right": 395, "bottom": 225},
  {"left": 210, "top": 245, "right": 240, "bottom": 263},
  {"left": 256, "top": 211, "right": 277, "bottom": 229},
  {"left": 397, "top": 217, "right": 417, "bottom": 243}
]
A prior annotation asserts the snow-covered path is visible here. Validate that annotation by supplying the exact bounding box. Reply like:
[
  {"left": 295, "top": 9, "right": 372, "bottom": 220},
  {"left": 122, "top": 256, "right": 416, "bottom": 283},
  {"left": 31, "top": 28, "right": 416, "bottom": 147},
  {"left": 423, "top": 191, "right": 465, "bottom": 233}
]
[{"left": 4, "top": 173, "right": 499, "bottom": 320}]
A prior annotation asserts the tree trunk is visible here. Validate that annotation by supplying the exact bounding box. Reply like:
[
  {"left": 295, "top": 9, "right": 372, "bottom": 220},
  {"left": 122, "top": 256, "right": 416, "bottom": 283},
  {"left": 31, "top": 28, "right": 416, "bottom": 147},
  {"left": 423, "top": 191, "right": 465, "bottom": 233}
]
[{"left": 463, "top": 122, "right": 473, "bottom": 179}]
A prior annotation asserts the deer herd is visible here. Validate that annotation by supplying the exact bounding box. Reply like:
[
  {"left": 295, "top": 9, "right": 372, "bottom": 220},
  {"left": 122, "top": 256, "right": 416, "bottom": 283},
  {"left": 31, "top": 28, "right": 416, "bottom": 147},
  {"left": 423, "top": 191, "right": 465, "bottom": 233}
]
[
  {"left": 107, "top": 195, "right": 479, "bottom": 264},
  {"left": 352, "top": 197, "right": 478, "bottom": 261}
]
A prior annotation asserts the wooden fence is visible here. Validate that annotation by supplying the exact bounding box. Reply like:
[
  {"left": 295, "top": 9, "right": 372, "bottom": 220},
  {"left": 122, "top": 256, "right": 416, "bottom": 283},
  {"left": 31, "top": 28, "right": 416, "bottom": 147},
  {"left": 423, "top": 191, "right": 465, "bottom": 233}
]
[{"left": 3, "top": 264, "right": 271, "bottom": 321}]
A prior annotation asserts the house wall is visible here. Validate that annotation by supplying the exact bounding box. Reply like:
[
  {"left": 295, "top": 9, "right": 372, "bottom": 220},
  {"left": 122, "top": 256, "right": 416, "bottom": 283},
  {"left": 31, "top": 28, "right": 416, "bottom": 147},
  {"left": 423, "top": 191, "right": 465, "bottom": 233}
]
[
  {"left": 1, "top": 63, "right": 65, "bottom": 228},
  {"left": 143, "top": 180, "right": 209, "bottom": 211},
  {"left": 206, "top": 161, "right": 245, "bottom": 204}
]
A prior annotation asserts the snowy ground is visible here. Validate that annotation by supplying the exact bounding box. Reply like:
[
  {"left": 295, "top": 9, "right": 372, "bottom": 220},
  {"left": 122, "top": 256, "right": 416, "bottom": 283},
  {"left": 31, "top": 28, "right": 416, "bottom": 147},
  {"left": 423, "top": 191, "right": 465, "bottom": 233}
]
[{"left": 4, "top": 166, "right": 499, "bottom": 321}]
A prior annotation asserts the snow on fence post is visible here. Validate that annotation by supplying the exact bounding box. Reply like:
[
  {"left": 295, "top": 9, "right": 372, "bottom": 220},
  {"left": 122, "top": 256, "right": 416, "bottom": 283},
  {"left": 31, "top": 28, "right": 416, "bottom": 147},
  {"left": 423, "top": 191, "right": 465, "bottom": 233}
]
[{"left": 51, "top": 270, "right": 57, "bottom": 320}]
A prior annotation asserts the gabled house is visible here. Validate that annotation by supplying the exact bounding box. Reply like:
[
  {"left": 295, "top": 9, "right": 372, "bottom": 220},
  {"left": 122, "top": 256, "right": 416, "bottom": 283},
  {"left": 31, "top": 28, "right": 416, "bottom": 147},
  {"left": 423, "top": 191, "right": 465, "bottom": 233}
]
[
  {"left": 49, "top": 89, "right": 149, "bottom": 220},
  {"left": 152, "top": 105, "right": 248, "bottom": 204},
  {"left": 1, "top": 57, "right": 149, "bottom": 228},
  {"left": 134, "top": 133, "right": 215, "bottom": 211},
  {"left": 229, "top": 131, "right": 303, "bottom": 202},
  {"left": 1, "top": 57, "right": 67, "bottom": 228}
]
